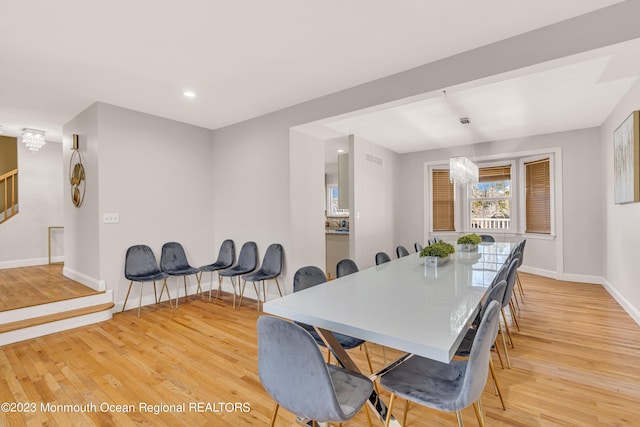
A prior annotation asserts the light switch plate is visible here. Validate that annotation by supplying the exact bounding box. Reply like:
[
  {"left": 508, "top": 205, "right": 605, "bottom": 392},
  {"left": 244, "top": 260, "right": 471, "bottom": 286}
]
[{"left": 103, "top": 213, "right": 119, "bottom": 224}]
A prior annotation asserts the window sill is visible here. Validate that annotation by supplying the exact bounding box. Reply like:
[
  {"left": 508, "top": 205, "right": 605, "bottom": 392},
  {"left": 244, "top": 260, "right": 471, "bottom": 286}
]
[{"left": 522, "top": 233, "right": 556, "bottom": 241}]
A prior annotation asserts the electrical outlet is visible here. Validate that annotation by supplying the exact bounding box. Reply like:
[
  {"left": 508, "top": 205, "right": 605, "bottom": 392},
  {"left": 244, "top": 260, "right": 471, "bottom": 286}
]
[{"left": 103, "top": 213, "right": 119, "bottom": 224}]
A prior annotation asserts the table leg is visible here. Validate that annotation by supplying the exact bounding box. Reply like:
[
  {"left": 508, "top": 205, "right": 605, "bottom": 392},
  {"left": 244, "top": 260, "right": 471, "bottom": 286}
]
[{"left": 314, "top": 327, "right": 404, "bottom": 426}]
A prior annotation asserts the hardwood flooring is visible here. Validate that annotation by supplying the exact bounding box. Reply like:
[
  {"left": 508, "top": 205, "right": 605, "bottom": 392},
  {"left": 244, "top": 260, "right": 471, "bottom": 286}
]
[
  {"left": 1, "top": 273, "right": 639, "bottom": 426},
  {"left": 0, "top": 264, "right": 99, "bottom": 312}
]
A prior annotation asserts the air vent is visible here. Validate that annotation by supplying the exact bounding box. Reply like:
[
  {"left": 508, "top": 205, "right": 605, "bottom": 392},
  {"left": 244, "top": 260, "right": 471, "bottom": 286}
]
[
  {"left": 365, "top": 153, "right": 383, "bottom": 166},
  {"left": 459, "top": 117, "right": 470, "bottom": 125}
]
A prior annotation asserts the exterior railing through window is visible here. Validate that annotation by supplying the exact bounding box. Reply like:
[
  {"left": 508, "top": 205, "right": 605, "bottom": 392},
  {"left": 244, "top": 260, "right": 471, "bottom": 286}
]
[{"left": 471, "top": 217, "right": 510, "bottom": 229}]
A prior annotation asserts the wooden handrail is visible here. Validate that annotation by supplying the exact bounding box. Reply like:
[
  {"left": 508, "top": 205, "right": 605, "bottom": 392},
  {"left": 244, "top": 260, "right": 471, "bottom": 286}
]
[
  {"left": 1, "top": 168, "right": 18, "bottom": 224},
  {"left": 0, "top": 168, "right": 18, "bottom": 181}
]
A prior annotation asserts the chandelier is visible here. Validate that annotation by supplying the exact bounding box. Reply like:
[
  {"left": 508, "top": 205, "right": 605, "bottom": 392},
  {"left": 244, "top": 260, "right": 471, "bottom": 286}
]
[
  {"left": 449, "top": 117, "right": 478, "bottom": 185},
  {"left": 22, "top": 128, "right": 46, "bottom": 152},
  {"left": 449, "top": 156, "right": 478, "bottom": 185}
]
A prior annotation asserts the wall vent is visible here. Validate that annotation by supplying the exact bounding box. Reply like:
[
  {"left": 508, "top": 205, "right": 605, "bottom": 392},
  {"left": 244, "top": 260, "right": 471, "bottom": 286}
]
[{"left": 365, "top": 153, "right": 383, "bottom": 166}]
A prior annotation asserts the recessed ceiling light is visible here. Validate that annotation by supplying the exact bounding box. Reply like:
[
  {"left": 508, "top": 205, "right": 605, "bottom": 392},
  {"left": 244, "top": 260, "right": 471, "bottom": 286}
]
[
  {"left": 183, "top": 90, "right": 196, "bottom": 98},
  {"left": 337, "top": 149, "right": 344, "bottom": 153}
]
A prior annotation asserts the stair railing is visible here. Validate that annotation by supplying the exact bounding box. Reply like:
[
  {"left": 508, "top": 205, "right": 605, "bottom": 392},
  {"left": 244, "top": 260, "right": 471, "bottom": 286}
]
[{"left": 0, "top": 168, "right": 18, "bottom": 224}]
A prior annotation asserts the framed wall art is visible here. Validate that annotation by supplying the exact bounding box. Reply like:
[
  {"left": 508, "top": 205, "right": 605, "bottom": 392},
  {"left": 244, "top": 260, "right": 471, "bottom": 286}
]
[{"left": 613, "top": 110, "right": 640, "bottom": 204}]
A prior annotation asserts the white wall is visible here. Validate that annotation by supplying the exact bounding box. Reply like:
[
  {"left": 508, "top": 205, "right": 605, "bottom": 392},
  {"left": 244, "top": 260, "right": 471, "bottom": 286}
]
[
  {"left": 0, "top": 139, "right": 63, "bottom": 267},
  {"left": 64, "top": 102, "right": 215, "bottom": 304},
  {"left": 62, "top": 104, "right": 101, "bottom": 286},
  {"left": 393, "top": 128, "right": 603, "bottom": 281},
  {"left": 601, "top": 77, "right": 640, "bottom": 323},
  {"left": 352, "top": 135, "right": 398, "bottom": 269}
]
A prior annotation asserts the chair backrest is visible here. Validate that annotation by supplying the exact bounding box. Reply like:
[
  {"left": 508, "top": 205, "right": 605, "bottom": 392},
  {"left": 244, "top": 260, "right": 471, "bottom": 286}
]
[
  {"left": 236, "top": 241, "right": 258, "bottom": 270},
  {"left": 479, "top": 234, "right": 495, "bottom": 243},
  {"left": 492, "top": 263, "right": 508, "bottom": 288},
  {"left": 336, "top": 259, "right": 358, "bottom": 278},
  {"left": 257, "top": 316, "right": 347, "bottom": 421},
  {"left": 125, "top": 245, "right": 161, "bottom": 279},
  {"left": 375, "top": 251, "right": 391, "bottom": 265},
  {"left": 517, "top": 239, "right": 526, "bottom": 267},
  {"left": 160, "top": 242, "right": 190, "bottom": 271},
  {"left": 482, "top": 280, "right": 507, "bottom": 317},
  {"left": 216, "top": 239, "right": 235, "bottom": 267},
  {"left": 396, "top": 245, "right": 410, "bottom": 258},
  {"left": 260, "top": 243, "right": 283, "bottom": 276},
  {"left": 502, "top": 257, "right": 520, "bottom": 307},
  {"left": 457, "top": 300, "right": 501, "bottom": 409},
  {"left": 293, "top": 266, "right": 327, "bottom": 292},
  {"left": 414, "top": 242, "right": 423, "bottom": 253}
]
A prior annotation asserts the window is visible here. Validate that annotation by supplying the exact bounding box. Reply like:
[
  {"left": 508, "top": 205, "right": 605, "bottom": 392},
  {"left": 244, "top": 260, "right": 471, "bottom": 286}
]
[
  {"left": 524, "top": 158, "right": 551, "bottom": 234},
  {"left": 469, "top": 165, "right": 512, "bottom": 230},
  {"left": 327, "top": 185, "right": 348, "bottom": 216},
  {"left": 432, "top": 169, "right": 454, "bottom": 231}
]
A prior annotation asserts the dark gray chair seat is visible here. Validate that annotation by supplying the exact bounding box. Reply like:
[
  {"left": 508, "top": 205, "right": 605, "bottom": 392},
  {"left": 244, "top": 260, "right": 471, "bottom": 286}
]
[
  {"left": 219, "top": 241, "right": 257, "bottom": 308},
  {"left": 257, "top": 316, "right": 373, "bottom": 426},
  {"left": 479, "top": 234, "right": 495, "bottom": 243},
  {"left": 240, "top": 243, "right": 283, "bottom": 311},
  {"left": 123, "top": 244, "right": 171, "bottom": 317},
  {"left": 199, "top": 239, "right": 235, "bottom": 301},
  {"left": 160, "top": 242, "right": 202, "bottom": 307}
]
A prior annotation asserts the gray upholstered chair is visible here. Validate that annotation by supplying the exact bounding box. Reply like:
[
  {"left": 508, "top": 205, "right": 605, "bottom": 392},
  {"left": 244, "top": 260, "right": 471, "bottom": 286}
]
[
  {"left": 199, "top": 239, "right": 235, "bottom": 301},
  {"left": 375, "top": 251, "right": 391, "bottom": 265},
  {"left": 123, "top": 244, "right": 171, "bottom": 317},
  {"left": 293, "top": 266, "right": 373, "bottom": 373},
  {"left": 515, "top": 239, "right": 526, "bottom": 299},
  {"left": 336, "top": 258, "right": 358, "bottom": 278},
  {"left": 414, "top": 242, "right": 423, "bottom": 253},
  {"left": 218, "top": 241, "right": 258, "bottom": 308},
  {"left": 455, "top": 280, "right": 508, "bottom": 410},
  {"left": 240, "top": 243, "right": 283, "bottom": 311},
  {"left": 479, "top": 234, "right": 495, "bottom": 243},
  {"left": 159, "top": 242, "right": 202, "bottom": 308},
  {"left": 380, "top": 301, "right": 502, "bottom": 427},
  {"left": 396, "top": 245, "right": 410, "bottom": 258},
  {"left": 257, "top": 316, "right": 373, "bottom": 426}
]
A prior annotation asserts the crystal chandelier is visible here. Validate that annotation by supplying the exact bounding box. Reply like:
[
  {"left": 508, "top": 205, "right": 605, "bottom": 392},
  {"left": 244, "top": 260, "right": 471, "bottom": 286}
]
[
  {"left": 449, "top": 117, "right": 478, "bottom": 185},
  {"left": 449, "top": 156, "right": 478, "bottom": 185},
  {"left": 22, "top": 128, "right": 46, "bottom": 152}
]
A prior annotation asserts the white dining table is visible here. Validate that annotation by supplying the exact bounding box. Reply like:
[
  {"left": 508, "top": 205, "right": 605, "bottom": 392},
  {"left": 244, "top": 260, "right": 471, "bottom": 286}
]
[
  {"left": 263, "top": 242, "right": 512, "bottom": 363},
  {"left": 262, "top": 242, "right": 511, "bottom": 425}
]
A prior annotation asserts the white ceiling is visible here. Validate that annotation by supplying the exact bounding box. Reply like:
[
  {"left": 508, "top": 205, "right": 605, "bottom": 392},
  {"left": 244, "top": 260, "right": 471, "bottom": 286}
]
[
  {"left": 0, "top": 0, "right": 631, "bottom": 146},
  {"left": 319, "top": 40, "right": 640, "bottom": 153}
]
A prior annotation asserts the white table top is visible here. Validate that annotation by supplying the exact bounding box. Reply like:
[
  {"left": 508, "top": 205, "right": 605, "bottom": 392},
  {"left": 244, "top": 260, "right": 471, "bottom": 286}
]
[{"left": 263, "top": 242, "right": 512, "bottom": 363}]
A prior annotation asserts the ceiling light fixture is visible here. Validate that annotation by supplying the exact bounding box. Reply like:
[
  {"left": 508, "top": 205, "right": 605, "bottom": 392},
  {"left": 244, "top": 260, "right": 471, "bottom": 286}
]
[
  {"left": 449, "top": 117, "right": 478, "bottom": 185},
  {"left": 21, "top": 128, "right": 46, "bottom": 152},
  {"left": 183, "top": 90, "right": 196, "bottom": 98}
]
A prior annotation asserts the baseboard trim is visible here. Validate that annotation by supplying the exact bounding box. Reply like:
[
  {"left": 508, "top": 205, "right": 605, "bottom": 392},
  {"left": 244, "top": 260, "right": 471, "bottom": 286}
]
[
  {"left": 518, "top": 265, "right": 557, "bottom": 279},
  {"left": 557, "top": 272, "right": 602, "bottom": 285},
  {"left": 601, "top": 278, "right": 640, "bottom": 326},
  {"left": 0, "top": 257, "right": 48, "bottom": 270},
  {"left": 63, "top": 267, "right": 106, "bottom": 291}
]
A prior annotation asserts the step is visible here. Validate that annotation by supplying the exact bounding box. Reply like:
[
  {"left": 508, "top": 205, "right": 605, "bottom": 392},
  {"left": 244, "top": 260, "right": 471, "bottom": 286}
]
[
  {"left": 0, "top": 302, "right": 114, "bottom": 334},
  {"left": 0, "top": 290, "right": 114, "bottom": 346}
]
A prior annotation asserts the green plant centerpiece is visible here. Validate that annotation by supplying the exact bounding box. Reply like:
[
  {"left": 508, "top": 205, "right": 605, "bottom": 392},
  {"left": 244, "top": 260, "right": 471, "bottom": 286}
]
[
  {"left": 457, "top": 233, "right": 482, "bottom": 251},
  {"left": 419, "top": 241, "right": 456, "bottom": 266}
]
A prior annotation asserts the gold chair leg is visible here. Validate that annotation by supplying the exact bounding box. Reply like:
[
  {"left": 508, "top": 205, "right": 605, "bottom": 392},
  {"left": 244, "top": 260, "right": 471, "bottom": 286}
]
[
  {"left": 516, "top": 271, "right": 525, "bottom": 299},
  {"left": 473, "top": 398, "right": 485, "bottom": 427},
  {"left": 384, "top": 393, "right": 396, "bottom": 427},
  {"left": 456, "top": 410, "right": 464, "bottom": 427},
  {"left": 493, "top": 338, "right": 504, "bottom": 369},
  {"left": 137, "top": 281, "right": 144, "bottom": 318},
  {"left": 183, "top": 276, "right": 188, "bottom": 302},
  {"left": 274, "top": 278, "right": 283, "bottom": 297},
  {"left": 489, "top": 359, "right": 506, "bottom": 410},
  {"left": 159, "top": 278, "right": 172, "bottom": 308},
  {"left": 499, "top": 323, "right": 511, "bottom": 368},
  {"left": 402, "top": 399, "right": 410, "bottom": 427},
  {"left": 122, "top": 280, "right": 134, "bottom": 312},
  {"left": 362, "top": 342, "right": 374, "bottom": 374},
  {"left": 501, "top": 308, "right": 515, "bottom": 349},
  {"left": 509, "top": 300, "right": 521, "bottom": 331},
  {"left": 153, "top": 281, "right": 158, "bottom": 304},
  {"left": 363, "top": 401, "right": 373, "bottom": 427},
  {"left": 269, "top": 402, "right": 279, "bottom": 427}
]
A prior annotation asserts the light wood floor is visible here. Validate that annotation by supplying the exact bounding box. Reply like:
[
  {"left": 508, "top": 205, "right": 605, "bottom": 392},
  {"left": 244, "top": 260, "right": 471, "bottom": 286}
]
[
  {"left": 0, "top": 264, "right": 99, "bottom": 312},
  {"left": 1, "top": 273, "right": 639, "bottom": 426}
]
